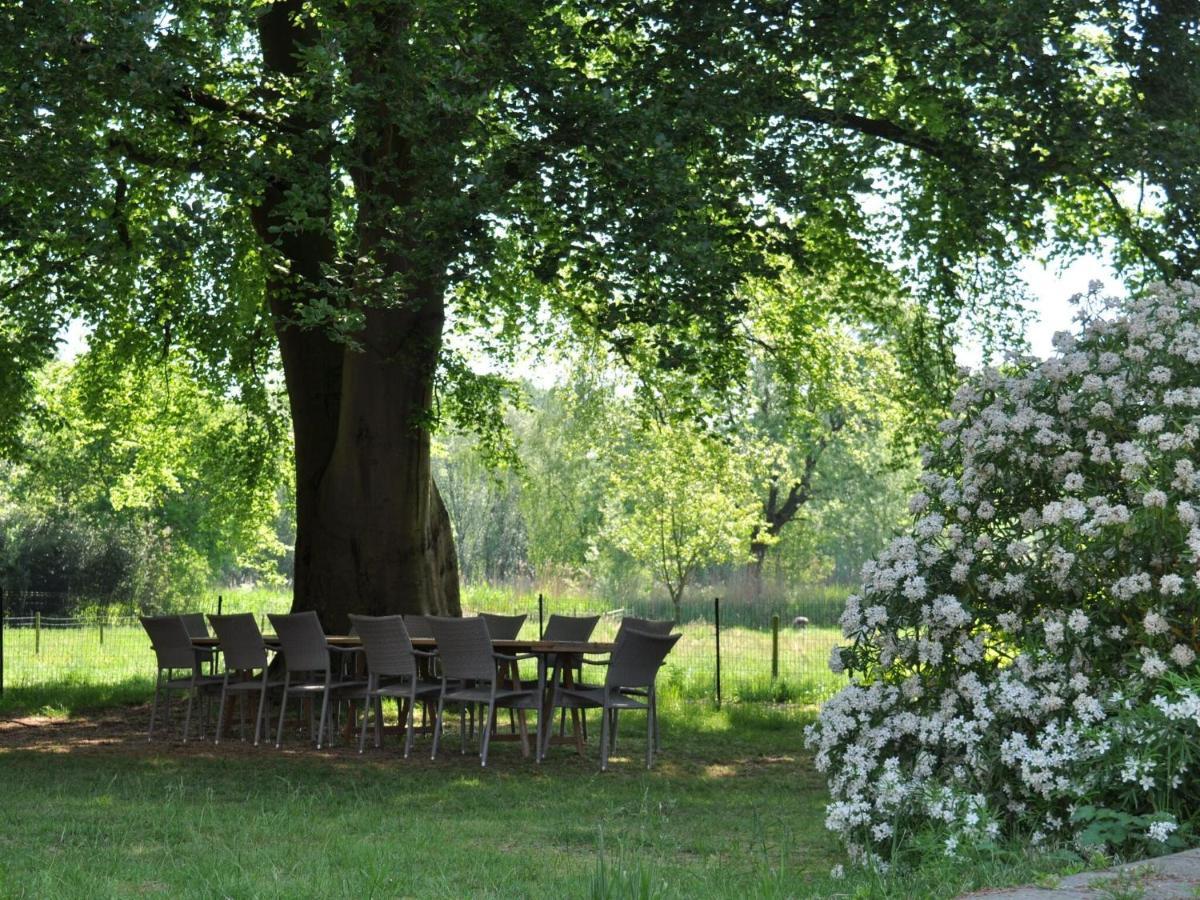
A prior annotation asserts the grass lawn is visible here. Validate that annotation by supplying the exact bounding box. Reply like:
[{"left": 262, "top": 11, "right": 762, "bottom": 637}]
[
  {"left": 0, "top": 692, "right": 1092, "bottom": 899},
  {"left": 0, "top": 698, "right": 841, "bottom": 899}
]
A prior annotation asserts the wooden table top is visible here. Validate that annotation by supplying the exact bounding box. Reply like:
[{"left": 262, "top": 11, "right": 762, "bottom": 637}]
[{"left": 191, "top": 635, "right": 613, "bottom": 654}]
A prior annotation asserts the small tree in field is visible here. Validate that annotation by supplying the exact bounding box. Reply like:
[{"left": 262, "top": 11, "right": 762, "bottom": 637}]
[{"left": 606, "top": 424, "right": 758, "bottom": 621}]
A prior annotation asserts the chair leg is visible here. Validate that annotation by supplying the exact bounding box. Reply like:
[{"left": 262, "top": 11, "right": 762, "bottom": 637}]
[
  {"left": 149, "top": 670, "right": 163, "bottom": 741},
  {"left": 254, "top": 677, "right": 268, "bottom": 746},
  {"left": 215, "top": 678, "right": 229, "bottom": 746},
  {"left": 182, "top": 677, "right": 197, "bottom": 743},
  {"left": 275, "top": 673, "right": 291, "bottom": 748},
  {"left": 610, "top": 708, "right": 619, "bottom": 750},
  {"left": 460, "top": 706, "right": 467, "bottom": 754},
  {"left": 374, "top": 697, "right": 384, "bottom": 749},
  {"left": 480, "top": 702, "right": 496, "bottom": 767},
  {"left": 316, "top": 686, "right": 331, "bottom": 749},
  {"left": 652, "top": 693, "right": 661, "bottom": 752},
  {"left": 358, "top": 692, "right": 371, "bottom": 754},
  {"left": 403, "top": 692, "right": 417, "bottom": 759},
  {"left": 431, "top": 688, "right": 447, "bottom": 760},
  {"left": 600, "top": 702, "right": 611, "bottom": 771},
  {"left": 646, "top": 706, "right": 654, "bottom": 769}
]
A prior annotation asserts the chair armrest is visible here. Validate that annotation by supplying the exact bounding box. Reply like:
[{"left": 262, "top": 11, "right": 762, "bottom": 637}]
[
  {"left": 328, "top": 645, "right": 363, "bottom": 655},
  {"left": 411, "top": 649, "right": 438, "bottom": 658},
  {"left": 581, "top": 657, "right": 611, "bottom": 666},
  {"left": 494, "top": 652, "right": 537, "bottom": 662}
]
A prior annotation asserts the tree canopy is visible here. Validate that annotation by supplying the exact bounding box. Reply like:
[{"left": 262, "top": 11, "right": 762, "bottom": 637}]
[{"left": 2, "top": 1, "right": 1195, "bottom": 621}]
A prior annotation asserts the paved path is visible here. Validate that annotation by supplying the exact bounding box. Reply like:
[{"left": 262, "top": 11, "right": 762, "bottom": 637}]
[{"left": 961, "top": 849, "right": 1200, "bottom": 898}]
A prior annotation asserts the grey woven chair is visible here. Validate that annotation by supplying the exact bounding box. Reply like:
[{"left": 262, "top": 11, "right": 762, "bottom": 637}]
[
  {"left": 181, "top": 611, "right": 217, "bottom": 673},
  {"left": 544, "top": 628, "right": 680, "bottom": 769},
  {"left": 477, "top": 612, "right": 526, "bottom": 640},
  {"left": 428, "top": 616, "right": 540, "bottom": 766},
  {"left": 348, "top": 614, "right": 443, "bottom": 757},
  {"left": 539, "top": 614, "right": 601, "bottom": 738},
  {"left": 268, "top": 611, "right": 365, "bottom": 749},
  {"left": 542, "top": 613, "right": 601, "bottom": 642},
  {"left": 208, "top": 613, "right": 282, "bottom": 746},
  {"left": 140, "top": 615, "right": 222, "bottom": 742},
  {"left": 607, "top": 617, "right": 675, "bottom": 750},
  {"left": 617, "top": 616, "right": 674, "bottom": 638},
  {"left": 402, "top": 614, "right": 434, "bottom": 639}
]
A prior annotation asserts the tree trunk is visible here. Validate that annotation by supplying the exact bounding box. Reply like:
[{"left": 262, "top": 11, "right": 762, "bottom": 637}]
[{"left": 255, "top": 2, "right": 461, "bottom": 631}]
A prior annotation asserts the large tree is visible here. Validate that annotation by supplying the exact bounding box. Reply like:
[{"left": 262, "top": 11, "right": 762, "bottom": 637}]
[{"left": 2, "top": 1, "right": 1193, "bottom": 627}]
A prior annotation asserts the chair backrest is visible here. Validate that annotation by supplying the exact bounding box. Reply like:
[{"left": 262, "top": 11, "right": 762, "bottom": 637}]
[
  {"left": 429, "top": 616, "right": 497, "bottom": 681},
  {"left": 180, "top": 612, "right": 210, "bottom": 638},
  {"left": 402, "top": 614, "right": 433, "bottom": 639},
  {"left": 542, "top": 613, "right": 601, "bottom": 643},
  {"left": 268, "top": 611, "right": 330, "bottom": 673},
  {"left": 349, "top": 614, "right": 417, "bottom": 679},
  {"left": 140, "top": 615, "right": 197, "bottom": 670},
  {"left": 616, "top": 616, "right": 674, "bottom": 640},
  {"left": 208, "top": 613, "right": 268, "bottom": 671},
  {"left": 478, "top": 612, "right": 526, "bottom": 640},
  {"left": 606, "top": 629, "right": 681, "bottom": 690}
]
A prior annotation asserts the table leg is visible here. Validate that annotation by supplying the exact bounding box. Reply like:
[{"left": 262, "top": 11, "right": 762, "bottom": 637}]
[
  {"left": 507, "top": 660, "right": 530, "bottom": 757},
  {"left": 562, "top": 661, "right": 585, "bottom": 757},
  {"left": 536, "top": 655, "right": 547, "bottom": 763}
]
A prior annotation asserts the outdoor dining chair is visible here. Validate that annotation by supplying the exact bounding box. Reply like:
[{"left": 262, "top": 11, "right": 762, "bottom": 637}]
[
  {"left": 428, "top": 616, "right": 540, "bottom": 766},
  {"left": 540, "top": 614, "right": 601, "bottom": 738},
  {"left": 181, "top": 611, "right": 217, "bottom": 673},
  {"left": 577, "top": 615, "right": 675, "bottom": 746},
  {"left": 207, "top": 613, "right": 282, "bottom": 746},
  {"left": 542, "top": 613, "right": 601, "bottom": 643},
  {"left": 140, "top": 615, "right": 222, "bottom": 742},
  {"left": 402, "top": 614, "right": 434, "bottom": 639},
  {"left": 543, "top": 628, "right": 680, "bottom": 770},
  {"left": 477, "top": 612, "right": 526, "bottom": 640},
  {"left": 268, "top": 611, "right": 366, "bottom": 749},
  {"left": 617, "top": 616, "right": 674, "bottom": 638},
  {"left": 348, "top": 614, "right": 443, "bottom": 757}
]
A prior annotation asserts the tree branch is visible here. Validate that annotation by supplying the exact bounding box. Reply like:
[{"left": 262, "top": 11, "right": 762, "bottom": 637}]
[
  {"left": 786, "top": 100, "right": 950, "bottom": 160},
  {"left": 1088, "top": 174, "right": 1176, "bottom": 280}
]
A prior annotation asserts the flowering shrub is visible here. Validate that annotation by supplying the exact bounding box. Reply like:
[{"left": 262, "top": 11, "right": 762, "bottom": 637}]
[{"left": 806, "top": 282, "right": 1200, "bottom": 867}]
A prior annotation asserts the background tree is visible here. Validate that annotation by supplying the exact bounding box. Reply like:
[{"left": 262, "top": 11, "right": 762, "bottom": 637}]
[
  {"left": 605, "top": 422, "right": 760, "bottom": 621},
  {"left": 0, "top": 353, "right": 290, "bottom": 607},
  {"left": 729, "top": 269, "right": 929, "bottom": 596},
  {"left": 4, "top": 1, "right": 1194, "bottom": 625}
]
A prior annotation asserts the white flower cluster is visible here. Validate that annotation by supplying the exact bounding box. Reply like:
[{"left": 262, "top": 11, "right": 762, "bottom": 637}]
[{"left": 807, "top": 283, "right": 1200, "bottom": 864}]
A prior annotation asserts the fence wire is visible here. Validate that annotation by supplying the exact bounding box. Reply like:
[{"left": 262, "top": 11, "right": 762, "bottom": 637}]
[{"left": 1, "top": 591, "right": 849, "bottom": 704}]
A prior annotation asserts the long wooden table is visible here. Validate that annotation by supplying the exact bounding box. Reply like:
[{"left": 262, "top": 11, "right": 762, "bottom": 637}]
[{"left": 191, "top": 635, "right": 613, "bottom": 759}]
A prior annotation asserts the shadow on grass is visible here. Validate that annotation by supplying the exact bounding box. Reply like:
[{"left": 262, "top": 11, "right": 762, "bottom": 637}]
[{"left": 0, "top": 676, "right": 152, "bottom": 717}]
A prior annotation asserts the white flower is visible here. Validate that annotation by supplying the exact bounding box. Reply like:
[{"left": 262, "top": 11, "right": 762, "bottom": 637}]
[
  {"left": 1143, "top": 611, "right": 1171, "bottom": 636},
  {"left": 828, "top": 645, "right": 846, "bottom": 675},
  {"left": 1067, "top": 610, "right": 1089, "bottom": 633},
  {"left": 1143, "top": 489, "right": 1168, "bottom": 509},
  {"left": 1137, "top": 414, "right": 1165, "bottom": 434},
  {"left": 1141, "top": 653, "right": 1168, "bottom": 677},
  {"left": 1064, "top": 473, "right": 1084, "bottom": 492},
  {"left": 1147, "top": 820, "right": 1178, "bottom": 843},
  {"left": 1160, "top": 574, "right": 1184, "bottom": 596},
  {"left": 1170, "top": 644, "right": 1196, "bottom": 667}
]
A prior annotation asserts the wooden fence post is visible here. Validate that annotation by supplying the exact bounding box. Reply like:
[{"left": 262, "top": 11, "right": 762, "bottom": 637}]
[{"left": 771, "top": 614, "right": 779, "bottom": 679}]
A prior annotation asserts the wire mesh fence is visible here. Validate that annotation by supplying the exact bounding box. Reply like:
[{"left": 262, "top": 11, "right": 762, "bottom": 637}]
[{"left": 0, "top": 588, "right": 850, "bottom": 705}]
